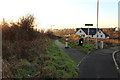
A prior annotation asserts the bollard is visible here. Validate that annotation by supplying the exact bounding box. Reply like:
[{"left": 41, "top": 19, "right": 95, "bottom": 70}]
[
  {"left": 100, "top": 41, "right": 103, "bottom": 49},
  {"left": 79, "top": 38, "right": 84, "bottom": 46},
  {"left": 65, "top": 37, "right": 69, "bottom": 48}
]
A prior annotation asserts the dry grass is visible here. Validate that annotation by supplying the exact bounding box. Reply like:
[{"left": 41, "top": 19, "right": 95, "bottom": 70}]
[
  {"left": 2, "top": 14, "right": 51, "bottom": 78},
  {"left": 2, "top": 60, "right": 14, "bottom": 78}
]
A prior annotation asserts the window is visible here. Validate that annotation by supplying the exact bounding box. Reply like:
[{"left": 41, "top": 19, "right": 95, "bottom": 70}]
[
  {"left": 101, "top": 35, "right": 103, "bottom": 37},
  {"left": 80, "top": 30, "right": 81, "bottom": 33},
  {"left": 83, "top": 35, "right": 85, "bottom": 37}
]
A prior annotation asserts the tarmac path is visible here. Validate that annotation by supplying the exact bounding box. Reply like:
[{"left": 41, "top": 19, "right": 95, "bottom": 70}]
[
  {"left": 55, "top": 40, "right": 120, "bottom": 78},
  {"left": 55, "top": 40, "right": 86, "bottom": 64}
]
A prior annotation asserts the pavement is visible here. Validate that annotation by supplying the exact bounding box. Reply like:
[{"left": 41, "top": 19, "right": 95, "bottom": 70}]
[
  {"left": 55, "top": 40, "right": 86, "bottom": 64},
  {"left": 55, "top": 40, "right": 120, "bottom": 78}
]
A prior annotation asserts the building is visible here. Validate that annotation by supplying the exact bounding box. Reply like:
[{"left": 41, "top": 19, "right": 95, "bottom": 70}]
[{"left": 75, "top": 28, "right": 109, "bottom": 39}]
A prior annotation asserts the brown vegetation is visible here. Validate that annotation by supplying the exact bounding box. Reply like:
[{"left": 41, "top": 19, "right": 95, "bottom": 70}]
[
  {"left": 102, "top": 28, "right": 120, "bottom": 39},
  {"left": 2, "top": 14, "right": 51, "bottom": 78},
  {"left": 53, "top": 29, "right": 75, "bottom": 37},
  {"left": 63, "top": 34, "right": 80, "bottom": 41},
  {"left": 2, "top": 14, "right": 78, "bottom": 78}
]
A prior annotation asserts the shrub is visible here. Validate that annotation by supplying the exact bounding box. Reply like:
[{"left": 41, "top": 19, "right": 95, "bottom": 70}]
[
  {"left": 2, "top": 15, "right": 50, "bottom": 78},
  {"left": 2, "top": 14, "right": 40, "bottom": 41}
]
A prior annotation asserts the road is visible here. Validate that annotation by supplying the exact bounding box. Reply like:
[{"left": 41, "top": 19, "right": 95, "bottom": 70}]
[
  {"left": 55, "top": 40, "right": 120, "bottom": 78},
  {"left": 78, "top": 47, "right": 120, "bottom": 78}
]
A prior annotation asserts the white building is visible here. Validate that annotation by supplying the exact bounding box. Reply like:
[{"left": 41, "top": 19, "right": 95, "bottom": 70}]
[{"left": 75, "top": 28, "right": 109, "bottom": 39}]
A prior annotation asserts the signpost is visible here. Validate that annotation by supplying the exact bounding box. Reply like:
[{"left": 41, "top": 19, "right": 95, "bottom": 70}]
[
  {"left": 85, "top": 24, "right": 93, "bottom": 43},
  {"left": 85, "top": 24, "right": 93, "bottom": 26}
]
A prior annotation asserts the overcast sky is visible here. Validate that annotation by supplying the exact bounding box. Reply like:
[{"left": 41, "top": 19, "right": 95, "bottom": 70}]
[{"left": 0, "top": 0, "right": 119, "bottom": 29}]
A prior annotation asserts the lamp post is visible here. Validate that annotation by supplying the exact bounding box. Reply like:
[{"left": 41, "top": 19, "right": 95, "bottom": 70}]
[
  {"left": 96, "top": 0, "right": 99, "bottom": 49},
  {"left": 118, "top": 1, "right": 120, "bottom": 30},
  {"left": 51, "top": 25, "right": 55, "bottom": 31}
]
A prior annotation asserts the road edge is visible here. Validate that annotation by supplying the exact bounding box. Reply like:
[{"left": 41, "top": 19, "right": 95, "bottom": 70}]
[{"left": 112, "top": 50, "right": 120, "bottom": 74}]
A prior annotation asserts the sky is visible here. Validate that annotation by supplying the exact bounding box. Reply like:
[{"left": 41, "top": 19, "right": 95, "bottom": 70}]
[{"left": 0, "top": 0, "right": 119, "bottom": 29}]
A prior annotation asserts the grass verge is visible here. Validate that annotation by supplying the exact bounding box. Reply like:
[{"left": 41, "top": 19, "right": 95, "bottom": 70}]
[
  {"left": 59, "top": 38, "right": 96, "bottom": 54},
  {"left": 46, "top": 40, "right": 78, "bottom": 78},
  {"left": 3, "top": 40, "right": 78, "bottom": 78}
]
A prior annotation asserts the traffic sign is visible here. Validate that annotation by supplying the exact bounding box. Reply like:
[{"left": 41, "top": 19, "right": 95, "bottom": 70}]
[{"left": 85, "top": 24, "right": 93, "bottom": 26}]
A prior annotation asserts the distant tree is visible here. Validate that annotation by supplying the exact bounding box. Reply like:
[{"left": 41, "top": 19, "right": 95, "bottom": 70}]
[
  {"left": 19, "top": 14, "right": 35, "bottom": 29},
  {"left": 2, "top": 14, "right": 38, "bottom": 41},
  {"left": 53, "top": 29, "right": 75, "bottom": 37},
  {"left": 18, "top": 14, "right": 37, "bottom": 41}
]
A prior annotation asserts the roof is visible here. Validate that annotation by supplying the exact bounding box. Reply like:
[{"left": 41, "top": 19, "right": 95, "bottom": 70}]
[
  {"left": 102, "top": 31, "right": 109, "bottom": 37},
  {"left": 81, "top": 28, "right": 99, "bottom": 35},
  {"left": 76, "top": 28, "right": 109, "bottom": 36}
]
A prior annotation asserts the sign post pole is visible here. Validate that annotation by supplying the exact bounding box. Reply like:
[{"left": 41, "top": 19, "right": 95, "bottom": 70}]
[{"left": 85, "top": 24, "right": 93, "bottom": 43}]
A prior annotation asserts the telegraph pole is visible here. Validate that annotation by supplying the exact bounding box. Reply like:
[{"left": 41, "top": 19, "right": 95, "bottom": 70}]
[
  {"left": 96, "top": 0, "right": 99, "bottom": 49},
  {"left": 118, "top": 1, "right": 120, "bottom": 30}
]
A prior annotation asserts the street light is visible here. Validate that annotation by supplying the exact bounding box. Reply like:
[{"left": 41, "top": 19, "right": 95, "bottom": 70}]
[
  {"left": 51, "top": 25, "right": 55, "bottom": 31},
  {"left": 96, "top": 0, "right": 99, "bottom": 49},
  {"left": 118, "top": 1, "right": 120, "bottom": 30}
]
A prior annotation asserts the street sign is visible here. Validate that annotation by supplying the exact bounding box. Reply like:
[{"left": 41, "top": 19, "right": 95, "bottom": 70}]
[
  {"left": 85, "top": 24, "right": 93, "bottom": 43},
  {"left": 85, "top": 24, "right": 93, "bottom": 26}
]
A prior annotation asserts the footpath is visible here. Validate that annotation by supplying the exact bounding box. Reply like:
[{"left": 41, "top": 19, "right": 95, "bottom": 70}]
[
  {"left": 55, "top": 40, "right": 86, "bottom": 64},
  {"left": 55, "top": 40, "right": 120, "bottom": 78}
]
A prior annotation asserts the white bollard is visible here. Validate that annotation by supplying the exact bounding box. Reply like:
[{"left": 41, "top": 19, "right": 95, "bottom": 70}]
[
  {"left": 65, "top": 37, "right": 69, "bottom": 48},
  {"left": 100, "top": 41, "right": 103, "bottom": 49},
  {"left": 66, "top": 42, "right": 68, "bottom": 47}
]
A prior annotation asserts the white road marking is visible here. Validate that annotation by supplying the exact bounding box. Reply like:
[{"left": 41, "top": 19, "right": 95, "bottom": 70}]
[
  {"left": 112, "top": 50, "right": 120, "bottom": 73},
  {"left": 77, "top": 55, "right": 88, "bottom": 67}
]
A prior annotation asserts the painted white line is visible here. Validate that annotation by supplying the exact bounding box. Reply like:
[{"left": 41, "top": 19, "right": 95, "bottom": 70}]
[
  {"left": 77, "top": 51, "right": 91, "bottom": 67},
  {"left": 112, "top": 50, "right": 120, "bottom": 72},
  {"left": 77, "top": 55, "right": 88, "bottom": 67}
]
